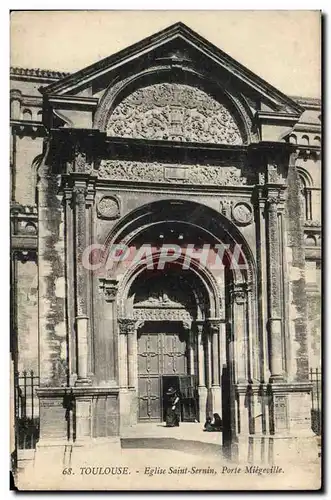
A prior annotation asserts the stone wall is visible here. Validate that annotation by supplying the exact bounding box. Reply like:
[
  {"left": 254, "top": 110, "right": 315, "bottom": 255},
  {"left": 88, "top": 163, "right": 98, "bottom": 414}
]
[
  {"left": 38, "top": 153, "right": 67, "bottom": 386},
  {"left": 285, "top": 156, "right": 309, "bottom": 382},
  {"left": 16, "top": 259, "right": 38, "bottom": 372}
]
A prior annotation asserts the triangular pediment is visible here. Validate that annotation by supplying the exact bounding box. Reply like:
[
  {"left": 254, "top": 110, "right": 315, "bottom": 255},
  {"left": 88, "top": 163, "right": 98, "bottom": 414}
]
[{"left": 42, "top": 22, "right": 303, "bottom": 117}]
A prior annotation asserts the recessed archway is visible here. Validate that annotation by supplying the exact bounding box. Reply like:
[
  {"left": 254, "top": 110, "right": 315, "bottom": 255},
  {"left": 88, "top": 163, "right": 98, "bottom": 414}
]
[{"left": 103, "top": 199, "right": 258, "bottom": 425}]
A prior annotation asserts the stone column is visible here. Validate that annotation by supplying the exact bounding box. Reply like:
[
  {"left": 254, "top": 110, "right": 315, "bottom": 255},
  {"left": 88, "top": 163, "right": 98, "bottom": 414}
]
[
  {"left": 99, "top": 278, "right": 119, "bottom": 384},
  {"left": 63, "top": 187, "right": 75, "bottom": 381},
  {"left": 209, "top": 319, "right": 222, "bottom": 415},
  {"left": 196, "top": 321, "right": 207, "bottom": 422},
  {"left": 118, "top": 319, "right": 137, "bottom": 389},
  {"left": 266, "top": 191, "right": 284, "bottom": 382},
  {"left": 73, "top": 181, "right": 90, "bottom": 384},
  {"left": 231, "top": 283, "right": 248, "bottom": 384},
  {"left": 189, "top": 329, "right": 195, "bottom": 376},
  {"left": 118, "top": 318, "right": 137, "bottom": 428}
]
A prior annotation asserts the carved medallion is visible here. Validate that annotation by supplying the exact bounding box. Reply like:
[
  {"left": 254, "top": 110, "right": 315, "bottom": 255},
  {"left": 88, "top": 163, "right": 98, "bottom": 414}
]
[
  {"left": 106, "top": 83, "right": 243, "bottom": 145},
  {"left": 97, "top": 196, "right": 120, "bottom": 220},
  {"left": 232, "top": 202, "right": 253, "bottom": 225}
]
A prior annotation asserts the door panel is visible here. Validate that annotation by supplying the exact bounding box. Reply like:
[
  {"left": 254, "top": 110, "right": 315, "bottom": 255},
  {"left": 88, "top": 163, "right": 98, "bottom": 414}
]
[
  {"left": 163, "top": 333, "right": 187, "bottom": 375},
  {"left": 138, "top": 333, "right": 160, "bottom": 375},
  {"left": 138, "top": 375, "right": 160, "bottom": 421},
  {"left": 179, "top": 375, "right": 198, "bottom": 422},
  {"left": 137, "top": 329, "right": 193, "bottom": 422}
]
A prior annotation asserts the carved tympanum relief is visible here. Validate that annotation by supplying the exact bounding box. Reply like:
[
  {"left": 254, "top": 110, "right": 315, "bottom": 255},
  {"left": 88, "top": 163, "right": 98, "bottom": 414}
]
[{"left": 106, "top": 83, "right": 243, "bottom": 145}]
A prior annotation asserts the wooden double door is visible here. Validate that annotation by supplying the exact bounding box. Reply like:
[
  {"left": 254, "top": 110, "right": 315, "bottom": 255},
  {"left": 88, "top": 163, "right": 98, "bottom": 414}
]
[{"left": 137, "top": 325, "right": 198, "bottom": 422}]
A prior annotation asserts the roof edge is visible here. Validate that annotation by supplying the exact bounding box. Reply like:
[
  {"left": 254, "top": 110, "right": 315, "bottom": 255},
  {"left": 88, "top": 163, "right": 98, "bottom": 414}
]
[{"left": 10, "top": 66, "right": 71, "bottom": 80}]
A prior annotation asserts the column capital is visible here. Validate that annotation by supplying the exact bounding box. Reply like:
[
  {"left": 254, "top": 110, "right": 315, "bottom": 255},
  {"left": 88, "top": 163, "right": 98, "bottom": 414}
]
[
  {"left": 118, "top": 318, "right": 136, "bottom": 335},
  {"left": 62, "top": 174, "right": 97, "bottom": 208},
  {"left": 207, "top": 318, "right": 223, "bottom": 334},
  {"left": 99, "top": 278, "right": 118, "bottom": 303},
  {"left": 195, "top": 320, "right": 206, "bottom": 334},
  {"left": 230, "top": 282, "right": 247, "bottom": 305}
]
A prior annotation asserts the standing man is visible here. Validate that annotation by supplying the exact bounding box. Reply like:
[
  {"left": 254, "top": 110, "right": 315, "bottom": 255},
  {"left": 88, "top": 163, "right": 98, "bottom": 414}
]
[{"left": 165, "top": 387, "right": 181, "bottom": 427}]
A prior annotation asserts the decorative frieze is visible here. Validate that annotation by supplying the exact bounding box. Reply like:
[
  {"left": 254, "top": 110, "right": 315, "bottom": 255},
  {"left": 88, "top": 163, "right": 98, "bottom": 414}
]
[
  {"left": 133, "top": 308, "right": 193, "bottom": 322},
  {"left": 98, "top": 160, "right": 247, "bottom": 186},
  {"left": 304, "top": 219, "right": 321, "bottom": 227},
  {"left": 106, "top": 83, "right": 244, "bottom": 145}
]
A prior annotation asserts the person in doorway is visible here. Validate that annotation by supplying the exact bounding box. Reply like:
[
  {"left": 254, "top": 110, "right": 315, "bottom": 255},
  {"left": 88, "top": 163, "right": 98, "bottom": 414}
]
[
  {"left": 203, "top": 416, "right": 213, "bottom": 432},
  {"left": 211, "top": 413, "right": 223, "bottom": 431},
  {"left": 165, "top": 387, "right": 180, "bottom": 427},
  {"left": 203, "top": 413, "right": 223, "bottom": 432}
]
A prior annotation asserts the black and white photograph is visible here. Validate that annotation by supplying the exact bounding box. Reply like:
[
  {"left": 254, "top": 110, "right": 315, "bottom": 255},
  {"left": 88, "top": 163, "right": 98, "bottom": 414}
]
[{"left": 9, "top": 10, "right": 322, "bottom": 490}]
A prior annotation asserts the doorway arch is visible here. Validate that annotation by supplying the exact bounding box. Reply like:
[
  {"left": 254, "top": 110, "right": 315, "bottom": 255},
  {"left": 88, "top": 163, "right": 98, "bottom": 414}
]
[{"left": 103, "top": 199, "right": 257, "bottom": 426}]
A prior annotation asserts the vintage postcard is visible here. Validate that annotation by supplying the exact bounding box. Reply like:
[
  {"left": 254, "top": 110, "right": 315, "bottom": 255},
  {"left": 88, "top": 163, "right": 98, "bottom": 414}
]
[{"left": 10, "top": 10, "right": 322, "bottom": 491}]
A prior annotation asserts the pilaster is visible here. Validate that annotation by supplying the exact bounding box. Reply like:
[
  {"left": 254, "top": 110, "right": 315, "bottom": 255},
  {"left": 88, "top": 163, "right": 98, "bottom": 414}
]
[
  {"left": 118, "top": 318, "right": 138, "bottom": 428},
  {"left": 208, "top": 318, "right": 223, "bottom": 415},
  {"left": 265, "top": 189, "right": 285, "bottom": 382},
  {"left": 196, "top": 321, "right": 207, "bottom": 422},
  {"left": 230, "top": 283, "right": 249, "bottom": 383}
]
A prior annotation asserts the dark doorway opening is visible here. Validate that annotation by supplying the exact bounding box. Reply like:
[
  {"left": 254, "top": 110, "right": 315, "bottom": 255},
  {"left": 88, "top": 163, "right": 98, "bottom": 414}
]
[{"left": 161, "top": 375, "right": 198, "bottom": 423}]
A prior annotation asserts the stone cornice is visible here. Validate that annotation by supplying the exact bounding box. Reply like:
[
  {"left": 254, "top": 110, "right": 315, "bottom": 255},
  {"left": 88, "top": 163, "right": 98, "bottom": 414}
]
[
  {"left": 10, "top": 66, "right": 70, "bottom": 81},
  {"left": 11, "top": 120, "right": 46, "bottom": 137},
  {"left": 236, "top": 382, "right": 313, "bottom": 394},
  {"left": 294, "top": 122, "right": 321, "bottom": 133},
  {"left": 291, "top": 96, "right": 321, "bottom": 110},
  {"left": 36, "top": 386, "right": 120, "bottom": 397},
  {"left": 255, "top": 110, "right": 301, "bottom": 123},
  {"left": 11, "top": 235, "right": 37, "bottom": 251},
  {"left": 47, "top": 94, "right": 99, "bottom": 110}
]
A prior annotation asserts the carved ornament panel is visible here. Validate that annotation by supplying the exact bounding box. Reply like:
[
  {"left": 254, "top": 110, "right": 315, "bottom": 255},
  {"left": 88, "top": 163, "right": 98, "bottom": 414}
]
[
  {"left": 98, "top": 160, "right": 247, "bottom": 186},
  {"left": 106, "top": 83, "right": 243, "bottom": 145},
  {"left": 133, "top": 308, "right": 193, "bottom": 322}
]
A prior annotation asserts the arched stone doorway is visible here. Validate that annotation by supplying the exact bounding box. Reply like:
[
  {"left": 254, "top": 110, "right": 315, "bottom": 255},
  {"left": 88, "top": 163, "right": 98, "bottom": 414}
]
[
  {"left": 103, "top": 199, "right": 257, "bottom": 430},
  {"left": 129, "top": 266, "right": 208, "bottom": 423}
]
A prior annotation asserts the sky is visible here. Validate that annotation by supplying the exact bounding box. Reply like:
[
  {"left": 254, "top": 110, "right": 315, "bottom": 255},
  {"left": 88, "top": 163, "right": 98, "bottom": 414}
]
[{"left": 10, "top": 10, "right": 321, "bottom": 98}]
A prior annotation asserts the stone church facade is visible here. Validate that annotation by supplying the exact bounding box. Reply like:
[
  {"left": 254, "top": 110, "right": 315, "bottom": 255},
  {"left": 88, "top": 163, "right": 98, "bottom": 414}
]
[{"left": 10, "top": 23, "right": 321, "bottom": 459}]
